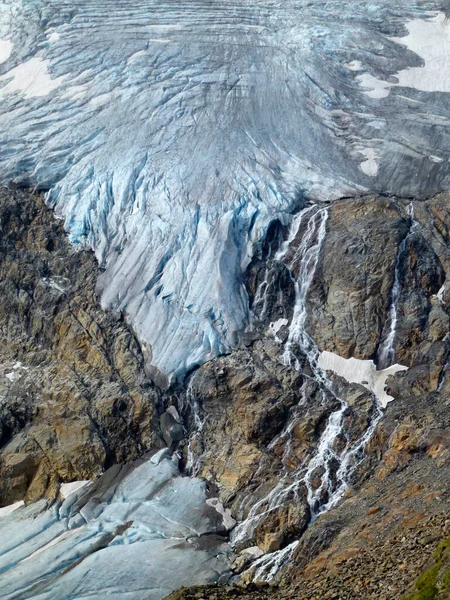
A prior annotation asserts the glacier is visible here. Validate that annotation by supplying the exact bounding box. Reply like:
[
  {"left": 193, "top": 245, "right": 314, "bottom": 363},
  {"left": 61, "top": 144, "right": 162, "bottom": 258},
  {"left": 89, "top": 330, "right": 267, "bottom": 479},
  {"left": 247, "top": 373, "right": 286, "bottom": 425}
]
[
  {"left": 0, "top": 452, "right": 233, "bottom": 600},
  {"left": 1, "top": 1, "right": 450, "bottom": 383}
]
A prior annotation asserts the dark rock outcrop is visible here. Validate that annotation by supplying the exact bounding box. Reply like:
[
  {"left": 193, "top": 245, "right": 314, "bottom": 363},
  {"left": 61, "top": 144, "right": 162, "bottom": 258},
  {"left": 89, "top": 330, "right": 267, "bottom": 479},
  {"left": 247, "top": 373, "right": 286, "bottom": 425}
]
[{"left": 0, "top": 187, "right": 165, "bottom": 505}]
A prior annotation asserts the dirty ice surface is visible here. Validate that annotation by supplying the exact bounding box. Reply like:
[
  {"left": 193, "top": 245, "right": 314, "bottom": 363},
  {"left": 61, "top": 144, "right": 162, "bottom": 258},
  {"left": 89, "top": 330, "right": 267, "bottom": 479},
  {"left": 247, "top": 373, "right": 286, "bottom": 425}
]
[{"left": 0, "top": 452, "right": 232, "bottom": 600}]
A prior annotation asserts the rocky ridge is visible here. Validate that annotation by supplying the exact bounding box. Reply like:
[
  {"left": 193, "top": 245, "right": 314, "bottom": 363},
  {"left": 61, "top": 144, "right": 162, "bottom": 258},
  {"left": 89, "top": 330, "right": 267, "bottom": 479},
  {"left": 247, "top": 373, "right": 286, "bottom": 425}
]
[{"left": 0, "top": 186, "right": 165, "bottom": 506}]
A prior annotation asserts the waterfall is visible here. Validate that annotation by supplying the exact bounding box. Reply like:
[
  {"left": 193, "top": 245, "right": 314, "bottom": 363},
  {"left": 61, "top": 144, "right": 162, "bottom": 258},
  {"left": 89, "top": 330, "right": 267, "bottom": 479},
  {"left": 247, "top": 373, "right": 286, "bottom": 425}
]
[
  {"left": 233, "top": 203, "right": 392, "bottom": 562},
  {"left": 377, "top": 203, "right": 417, "bottom": 368},
  {"left": 184, "top": 203, "right": 402, "bottom": 583},
  {"left": 278, "top": 206, "right": 386, "bottom": 519},
  {"left": 274, "top": 204, "right": 357, "bottom": 518},
  {"left": 276, "top": 205, "right": 329, "bottom": 369},
  {"left": 179, "top": 381, "right": 206, "bottom": 476},
  {"left": 232, "top": 206, "right": 329, "bottom": 547},
  {"left": 251, "top": 541, "right": 300, "bottom": 582},
  {"left": 252, "top": 263, "right": 272, "bottom": 322}
]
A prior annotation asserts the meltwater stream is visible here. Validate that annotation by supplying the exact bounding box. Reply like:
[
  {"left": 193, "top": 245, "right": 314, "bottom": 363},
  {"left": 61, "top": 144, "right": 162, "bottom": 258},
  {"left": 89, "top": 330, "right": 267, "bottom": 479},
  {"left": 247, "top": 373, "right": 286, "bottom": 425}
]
[
  {"left": 227, "top": 205, "right": 394, "bottom": 580},
  {"left": 377, "top": 203, "right": 418, "bottom": 368}
]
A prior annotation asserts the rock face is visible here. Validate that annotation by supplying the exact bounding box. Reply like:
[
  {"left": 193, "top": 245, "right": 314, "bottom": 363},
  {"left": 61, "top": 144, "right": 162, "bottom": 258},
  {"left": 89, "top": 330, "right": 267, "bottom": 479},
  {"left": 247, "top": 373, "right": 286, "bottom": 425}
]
[
  {"left": 306, "top": 195, "right": 450, "bottom": 376},
  {"left": 0, "top": 187, "right": 164, "bottom": 506},
  {"left": 305, "top": 197, "right": 409, "bottom": 359},
  {"left": 171, "top": 194, "right": 450, "bottom": 597}
]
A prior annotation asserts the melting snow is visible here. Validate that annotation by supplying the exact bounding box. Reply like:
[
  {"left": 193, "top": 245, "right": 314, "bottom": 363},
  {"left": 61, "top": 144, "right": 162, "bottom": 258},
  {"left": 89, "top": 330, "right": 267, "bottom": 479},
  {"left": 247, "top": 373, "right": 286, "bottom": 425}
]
[
  {"left": 318, "top": 350, "right": 408, "bottom": 408},
  {"left": 392, "top": 13, "right": 450, "bottom": 93},
  {"left": 359, "top": 148, "right": 380, "bottom": 176},
  {"left": 268, "top": 318, "right": 288, "bottom": 342},
  {"left": 436, "top": 284, "right": 446, "bottom": 303},
  {"left": 0, "top": 501, "right": 24, "bottom": 518},
  {"left": 357, "top": 73, "right": 391, "bottom": 99},
  {"left": 60, "top": 481, "right": 92, "bottom": 499},
  {"left": 0, "top": 39, "right": 12, "bottom": 64},
  {"left": 4, "top": 361, "right": 29, "bottom": 383},
  {"left": 0, "top": 55, "right": 65, "bottom": 99}
]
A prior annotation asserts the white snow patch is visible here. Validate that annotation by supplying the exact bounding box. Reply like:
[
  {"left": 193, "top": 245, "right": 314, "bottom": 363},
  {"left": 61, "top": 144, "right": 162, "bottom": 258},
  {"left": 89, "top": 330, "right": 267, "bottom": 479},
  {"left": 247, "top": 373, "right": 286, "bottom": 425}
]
[
  {"left": 318, "top": 350, "right": 408, "bottom": 408},
  {"left": 88, "top": 92, "right": 112, "bottom": 107},
  {"left": 0, "top": 56, "right": 65, "bottom": 98},
  {"left": 0, "top": 500, "right": 24, "bottom": 517},
  {"left": 437, "top": 284, "right": 446, "bottom": 303},
  {"left": 206, "top": 498, "right": 236, "bottom": 530},
  {"left": 0, "top": 39, "right": 12, "bottom": 64},
  {"left": 60, "top": 480, "right": 92, "bottom": 499},
  {"left": 359, "top": 147, "right": 379, "bottom": 176},
  {"left": 351, "top": 13, "right": 450, "bottom": 99},
  {"left": 42, "top": 277, "right": 66, "bottom": 293},
  {"left": 268, "top": 318, "right": 288, "bottom": 342},
  {"left": 47, "top": 32, "right": 61, "bottom": 43},
  {"left": 5, "top": 361, "right": 29, "bottom": 382},
  {"left": 392, "top": 13, "right": 450, "bottom": 93},
  {"left": 347, "top": 60, "right": 362, "bottom": 71},
  {"left": 357, "top": 72, "right": 391, "bottom": 98}
]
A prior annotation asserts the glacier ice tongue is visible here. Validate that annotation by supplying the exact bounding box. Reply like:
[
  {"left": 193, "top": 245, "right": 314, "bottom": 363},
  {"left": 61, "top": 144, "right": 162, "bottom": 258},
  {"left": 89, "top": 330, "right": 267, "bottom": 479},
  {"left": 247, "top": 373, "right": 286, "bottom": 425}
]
[
  {"left": 0, "top": 455, "right": 233, "bottom": 600},
  {"left": 1, "top": 1, "right": 450, "bottom": 382}
]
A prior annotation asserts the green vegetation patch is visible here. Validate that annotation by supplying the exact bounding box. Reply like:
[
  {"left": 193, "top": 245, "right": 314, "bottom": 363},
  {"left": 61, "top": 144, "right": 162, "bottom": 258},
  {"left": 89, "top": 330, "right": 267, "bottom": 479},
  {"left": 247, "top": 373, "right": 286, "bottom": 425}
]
[{"left": 404, "top": 536, "right": 450, "bottom": 600}]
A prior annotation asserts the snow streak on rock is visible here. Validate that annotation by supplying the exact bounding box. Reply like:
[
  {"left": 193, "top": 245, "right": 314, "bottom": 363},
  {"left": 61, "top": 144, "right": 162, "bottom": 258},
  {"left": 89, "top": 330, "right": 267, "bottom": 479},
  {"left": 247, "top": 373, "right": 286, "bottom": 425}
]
[{"left": 0, "top": 0, "right": 450, "bottom": 382}]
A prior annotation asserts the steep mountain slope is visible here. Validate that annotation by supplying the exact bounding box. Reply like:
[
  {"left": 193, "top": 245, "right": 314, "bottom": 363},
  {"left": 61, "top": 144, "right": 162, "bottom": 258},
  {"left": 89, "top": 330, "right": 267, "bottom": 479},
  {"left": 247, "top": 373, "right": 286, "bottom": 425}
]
[
  {"left": 1, "top": 1, "right": 450, "bottom": 383},
  {"left": 1, "top": 187, "right": 449, "bottom": 599},
  {"left": 1, "top": 1, "right": 450, "bottom": 598},
  {"left": 0, "top": 187, "right": 165, "bottom": 505}
]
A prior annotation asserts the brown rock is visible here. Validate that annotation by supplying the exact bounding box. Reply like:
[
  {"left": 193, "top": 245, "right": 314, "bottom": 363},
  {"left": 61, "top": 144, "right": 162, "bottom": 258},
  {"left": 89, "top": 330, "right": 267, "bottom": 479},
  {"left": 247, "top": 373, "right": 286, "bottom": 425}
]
[{"left": 0, "top": 189, "right": 163, "bottom": 505}]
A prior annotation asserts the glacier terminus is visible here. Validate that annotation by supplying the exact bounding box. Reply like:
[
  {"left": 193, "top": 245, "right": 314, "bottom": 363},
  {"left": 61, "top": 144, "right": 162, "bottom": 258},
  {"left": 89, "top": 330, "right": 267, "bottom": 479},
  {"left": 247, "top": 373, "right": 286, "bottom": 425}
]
[{"left": 1, "top": 0, "right": 450, "bottom": 384}]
